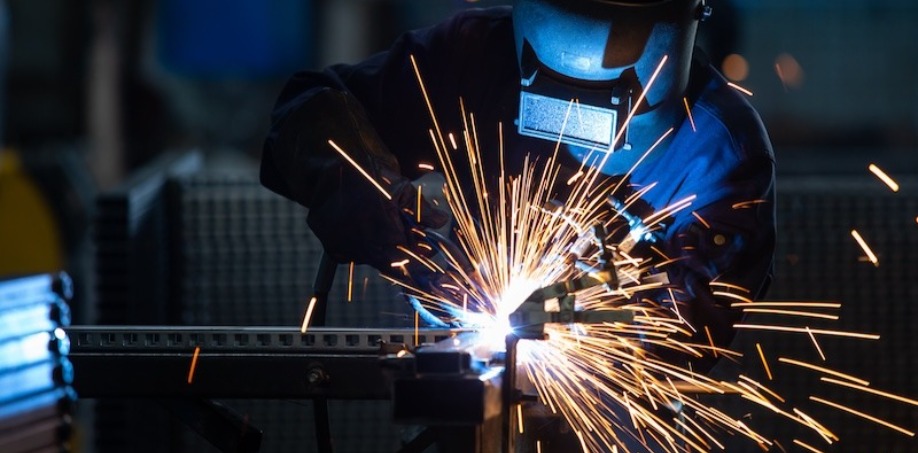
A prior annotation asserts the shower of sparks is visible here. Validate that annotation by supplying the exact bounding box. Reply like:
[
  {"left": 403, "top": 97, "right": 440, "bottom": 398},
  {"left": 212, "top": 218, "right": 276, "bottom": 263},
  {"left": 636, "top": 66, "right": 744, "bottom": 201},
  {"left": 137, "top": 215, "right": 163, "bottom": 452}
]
[
  {"left": 850, "top": 229, "right": 879, "bottom": 267},
  {"left": 300, "top": 296, "right": 318, "bottom": 334},
  {"left": 323, "top": 54, "right": 918, "bottom": 452},
  {"left": 868, "top": 164, "right": 899, "bottom": 192},
  {"left": 683, "top": 97, "right": 696, "bottom": 132},
  {"left": 187, "top": 346, "right": 201, "bottom": 384},
  {"left": 727, "top": 82, "right": 754, "bottom": 96}
]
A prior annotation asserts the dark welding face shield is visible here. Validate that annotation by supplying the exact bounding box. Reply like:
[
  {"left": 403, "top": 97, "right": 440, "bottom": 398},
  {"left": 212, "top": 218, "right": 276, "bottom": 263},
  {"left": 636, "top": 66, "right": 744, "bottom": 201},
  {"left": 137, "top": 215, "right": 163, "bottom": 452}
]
[{"left": 513, "top": 0, "right": 709, "bottom": 152}]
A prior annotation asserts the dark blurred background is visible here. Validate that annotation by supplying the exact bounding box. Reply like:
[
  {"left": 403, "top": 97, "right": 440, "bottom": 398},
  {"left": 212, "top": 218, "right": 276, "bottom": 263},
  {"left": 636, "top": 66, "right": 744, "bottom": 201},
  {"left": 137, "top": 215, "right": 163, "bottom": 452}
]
[{"left": 0, "top": 0, "right": 916, "bottom": 452}]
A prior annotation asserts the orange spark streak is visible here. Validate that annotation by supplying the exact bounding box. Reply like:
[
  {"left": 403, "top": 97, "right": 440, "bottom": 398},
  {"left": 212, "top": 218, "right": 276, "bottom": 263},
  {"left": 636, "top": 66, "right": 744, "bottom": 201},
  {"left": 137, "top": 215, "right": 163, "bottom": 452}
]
[
  {"left": 683, "top": 97, "right": 696, "bottom": 132},
  {"left": 390, "top": 259, "right": 410, "bottom": 268},
  {"left": 414, "top": 311, "right": 419, "bottom": 346},
  {"left": 821, "top": 377, "right": 918, "bottom": 406},
  {"left": 566, "top": 171, "right": 584, "bottom": 185},
  {"left": 347, "top": 262, "right": 355, "bottom": 302},
  {"left": 732, "top": 199, "right": 768, "bottom": 209},
  {"left": 517, "top": 404, "right": 525, "bottom": 434},
  {"left": 187, "top": 346, "right": 201, "bottom": 384},
  {"left": 734, "top": 324, "right": 880, "bottom": 340},
  {"left": 756, "top": 343, "right": 773, "bottom": 380},
  {"left": 793, "top": 439, "right": 824, "bottom": 453},
  {"left": 417, "top": 162, "right": 435, "bottom": 171},
  {"left": 712, "top": 291, "right": 755, "bottom": 304},
  {"left": 727, "top": 82, "right": 754, "bottom": 96},
  {"left": 740, "top": 308, "right": 838, "bottom": 320},
  {"left": 704, "top": 326, "right": 717, "bottom": 358},
  {"left": 537, "top": 440, "right": 542, "bottom": 453},
  {"left": 806, "top": 327, "right": 826, "bottom": 361},
  {"left": 416, "top": 185, "right": 423, "bottom": 223},
  {"left": 448, "top": 132, "right": 458, "bottom": 150},
  {"left": 810, "top": 396, "right": 916, "bottom": 436},
  {"left": 778, "top": 358, "right": 870, "bottom": 386},
  {"left": 739, "top": 375, "right": 785, "bottom": 402},
  {"left": 327, "top": 140, "right": 392, "bottom": 200},
  {"left": 868, "top": 164, "right": 900, "bottom": 192},
  {"left": 691, "top": 211, "right": 710, "bottom": 228},
  {"left": 730, "top": 302, "right": 841, "bottom": 309},
  {"left": 850, "top": 229, "right": 879, "bottom": 267},
  {"left": 300, "top": 296, "right": 318, "bottom": 334},
  {"left": 775, "top": 63, "right": 788, "bottom": 92}
]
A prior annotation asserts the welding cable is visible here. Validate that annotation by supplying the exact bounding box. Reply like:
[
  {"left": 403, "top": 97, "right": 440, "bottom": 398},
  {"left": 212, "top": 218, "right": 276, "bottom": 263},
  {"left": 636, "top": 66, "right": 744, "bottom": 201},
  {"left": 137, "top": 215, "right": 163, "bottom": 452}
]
[{"left": 311, "top": 252, "right": 337, "bottom": 453}]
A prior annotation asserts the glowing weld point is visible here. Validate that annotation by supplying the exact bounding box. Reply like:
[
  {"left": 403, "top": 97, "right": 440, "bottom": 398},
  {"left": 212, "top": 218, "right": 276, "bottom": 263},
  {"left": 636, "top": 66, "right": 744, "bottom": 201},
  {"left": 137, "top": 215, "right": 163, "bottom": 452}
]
[
  {"left": 868, "top": 164, "right": 899, "bottom": 192},
  {"left": 683, "top": 97, "right": 696, "bottom": 132},
  {"left": 328, "top": 140, "right": 392, "bottom": 200},
  {"left": 300, "top": 296, "right": 318, "bottom": 334},
  {"left": 727, "top": 82, "right": 754, "bottom": 96},
  {"left": 187, "top": 346, "right": 201, "bottom": 384},
  {"left": 850, "top": 229, "right": 879, "bottom": 267}
]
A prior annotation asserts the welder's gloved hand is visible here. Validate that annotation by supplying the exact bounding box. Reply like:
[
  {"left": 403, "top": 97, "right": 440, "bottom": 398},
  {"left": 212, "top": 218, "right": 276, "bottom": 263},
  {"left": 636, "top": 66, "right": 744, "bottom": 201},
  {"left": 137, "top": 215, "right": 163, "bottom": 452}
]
[
  {"left": 261, "top": 87, "right": 448, "bottom": 273},
  {"left": 307, "top": 170, "right": 449, "bottom": 273}
]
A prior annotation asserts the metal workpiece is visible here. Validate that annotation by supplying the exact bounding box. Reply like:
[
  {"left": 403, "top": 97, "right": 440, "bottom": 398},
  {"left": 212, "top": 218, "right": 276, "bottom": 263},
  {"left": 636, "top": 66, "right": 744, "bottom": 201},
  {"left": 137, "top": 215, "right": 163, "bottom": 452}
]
[
  {"left": 391, "top": 332, "right": 505, "bottom": 426},
  {"left": 508, "top": 272, "right": 634, "bottom": 339},
  {"left": 67, "top": 326, "right": 456, "bottom": 399}
]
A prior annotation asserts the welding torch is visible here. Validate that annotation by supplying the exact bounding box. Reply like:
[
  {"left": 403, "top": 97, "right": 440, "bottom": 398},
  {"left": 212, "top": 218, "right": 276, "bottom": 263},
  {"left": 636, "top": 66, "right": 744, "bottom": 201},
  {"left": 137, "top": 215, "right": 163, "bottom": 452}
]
[{"left": 508, "top": 224, "right": 635, "bottom": 340}]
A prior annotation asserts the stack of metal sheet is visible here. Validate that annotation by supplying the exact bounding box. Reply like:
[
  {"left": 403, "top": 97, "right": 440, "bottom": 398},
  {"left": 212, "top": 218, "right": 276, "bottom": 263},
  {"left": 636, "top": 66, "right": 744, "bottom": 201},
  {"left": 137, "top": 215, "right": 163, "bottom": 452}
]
[{"left": 0, "top": 273, "right": 76, "bottom": 453}]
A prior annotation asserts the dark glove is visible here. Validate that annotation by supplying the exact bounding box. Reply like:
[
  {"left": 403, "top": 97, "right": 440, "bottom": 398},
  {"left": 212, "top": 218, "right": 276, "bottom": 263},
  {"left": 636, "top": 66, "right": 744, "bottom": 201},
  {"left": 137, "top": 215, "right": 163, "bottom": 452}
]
[{"left": 262, "top": 87, "right": 447, "bottom": 272}]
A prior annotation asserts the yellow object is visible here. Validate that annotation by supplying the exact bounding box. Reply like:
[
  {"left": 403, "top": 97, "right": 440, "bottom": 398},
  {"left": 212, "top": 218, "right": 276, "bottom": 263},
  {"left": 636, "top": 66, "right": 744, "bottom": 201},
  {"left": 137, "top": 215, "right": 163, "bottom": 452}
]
[{"left": 0, "top": 149, "right": 63, "bottom": 276}]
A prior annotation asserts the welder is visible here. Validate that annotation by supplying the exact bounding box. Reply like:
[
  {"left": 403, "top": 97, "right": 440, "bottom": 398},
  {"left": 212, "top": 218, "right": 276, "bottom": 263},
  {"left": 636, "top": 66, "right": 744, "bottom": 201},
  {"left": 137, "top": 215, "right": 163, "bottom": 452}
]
[{"left": 260, "top": 0, "right": 774, "bottom": 450}]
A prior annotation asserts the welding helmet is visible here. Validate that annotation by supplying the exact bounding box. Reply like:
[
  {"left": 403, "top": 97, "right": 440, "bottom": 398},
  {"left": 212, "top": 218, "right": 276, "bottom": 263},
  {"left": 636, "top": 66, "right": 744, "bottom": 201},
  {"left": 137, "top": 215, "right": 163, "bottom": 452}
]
[{"left": 513, "top": 0, "right": 710, "bottom": 152}]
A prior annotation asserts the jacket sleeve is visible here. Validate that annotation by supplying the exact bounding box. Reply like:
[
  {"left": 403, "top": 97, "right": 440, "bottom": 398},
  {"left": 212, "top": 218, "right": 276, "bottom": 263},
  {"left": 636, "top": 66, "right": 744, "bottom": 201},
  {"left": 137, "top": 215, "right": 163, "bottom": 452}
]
[{"left": 650, "top": 109, "right": 776, "bottom": 373}]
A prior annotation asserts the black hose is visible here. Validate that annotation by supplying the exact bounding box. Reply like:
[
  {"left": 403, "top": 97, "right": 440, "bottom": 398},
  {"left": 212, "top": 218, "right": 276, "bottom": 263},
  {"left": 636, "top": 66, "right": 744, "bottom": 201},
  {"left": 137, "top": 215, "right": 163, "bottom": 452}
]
[{"left": 311, "top": 252, "right": 337, "bottom": 453}]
